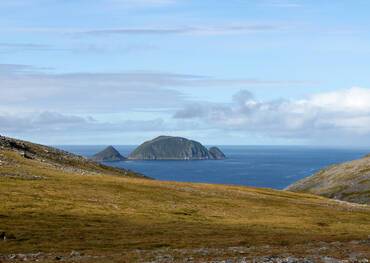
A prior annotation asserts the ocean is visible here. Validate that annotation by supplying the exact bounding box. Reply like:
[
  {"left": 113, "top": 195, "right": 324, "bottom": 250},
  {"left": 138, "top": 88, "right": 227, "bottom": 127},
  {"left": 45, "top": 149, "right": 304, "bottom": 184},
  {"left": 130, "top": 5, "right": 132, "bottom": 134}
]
[{"left": 57, "top": 145, "right": 369, "bottom": 190}]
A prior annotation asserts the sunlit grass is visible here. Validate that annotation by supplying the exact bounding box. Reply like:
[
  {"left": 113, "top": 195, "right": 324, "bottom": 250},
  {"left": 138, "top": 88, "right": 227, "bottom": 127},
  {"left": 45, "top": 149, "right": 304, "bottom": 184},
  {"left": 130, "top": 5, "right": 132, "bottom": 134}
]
[{"left": 1, "top": 150, "right": 369, "bottom": 255}]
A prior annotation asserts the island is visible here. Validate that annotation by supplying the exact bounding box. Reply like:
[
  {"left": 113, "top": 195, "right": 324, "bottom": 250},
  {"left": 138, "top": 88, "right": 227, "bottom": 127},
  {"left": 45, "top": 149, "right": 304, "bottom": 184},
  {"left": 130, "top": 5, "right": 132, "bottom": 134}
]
[
  {"left": 128, "top": 135, "right": 226, "bottom": 160},
  {"left": 90, "top": 145, "right": 126, "bottom": 162}
]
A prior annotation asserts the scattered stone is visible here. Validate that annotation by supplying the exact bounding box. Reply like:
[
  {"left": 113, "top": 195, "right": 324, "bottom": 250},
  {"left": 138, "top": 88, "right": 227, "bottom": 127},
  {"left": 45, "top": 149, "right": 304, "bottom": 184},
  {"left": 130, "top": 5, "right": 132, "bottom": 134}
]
[
  {"left": 318, "top": 246, "right": 328, "bottom": 252},
  {"left": 0, "top": 174, "right": 45, "bottom": 180},
  {"left": 330, "top": 241, "right": 342, "bottom": 247},
  {"left": 151, "top": 254, "right": 174, "bottom": 263},
  {"left": 55, "top": 255, "right": 63, "bottom": 261},
  {"left": 17, "top": 254, "right": 28, "bottom": 261},
  {"left": 184, "top": 257, "right": 194, "bottom": 262},
  {"left": 228, "top": 247, "right": 249, "bottom": 254},
  {"left": 20, "top": 151, "right": 33, "bottom": 159},
  {"left": 70, "top": 250, "right": 82, "bottom": 257},
  {"left": 321, "top": 257, "right": 342, "bottom": 263},
  {"left": 0, "top": 231, "right": 15, "bottom": 241}
]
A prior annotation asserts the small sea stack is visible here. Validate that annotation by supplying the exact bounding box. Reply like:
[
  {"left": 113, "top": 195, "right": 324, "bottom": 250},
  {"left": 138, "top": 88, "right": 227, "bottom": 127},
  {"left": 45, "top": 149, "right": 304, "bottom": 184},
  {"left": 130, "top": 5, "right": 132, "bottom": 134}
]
[
  {"left": 208, "top": 147, "right": 226, "bottom": 160},
  {"left": 91, "top": 146, "right": 126, "bottom": 162}
]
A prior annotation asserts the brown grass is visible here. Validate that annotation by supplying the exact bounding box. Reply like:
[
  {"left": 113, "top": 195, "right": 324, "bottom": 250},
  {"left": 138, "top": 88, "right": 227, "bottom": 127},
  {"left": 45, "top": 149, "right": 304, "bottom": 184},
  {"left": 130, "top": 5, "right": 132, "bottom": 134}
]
[{"left": 1, "top": 150, "right": 370, "bottom": 257}]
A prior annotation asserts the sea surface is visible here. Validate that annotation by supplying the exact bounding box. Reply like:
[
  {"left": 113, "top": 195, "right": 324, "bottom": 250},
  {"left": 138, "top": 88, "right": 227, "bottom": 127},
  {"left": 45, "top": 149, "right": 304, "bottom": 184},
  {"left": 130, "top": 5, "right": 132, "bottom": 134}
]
[{"left": 57, "top": 145, "right": 369, "bottom": 190}]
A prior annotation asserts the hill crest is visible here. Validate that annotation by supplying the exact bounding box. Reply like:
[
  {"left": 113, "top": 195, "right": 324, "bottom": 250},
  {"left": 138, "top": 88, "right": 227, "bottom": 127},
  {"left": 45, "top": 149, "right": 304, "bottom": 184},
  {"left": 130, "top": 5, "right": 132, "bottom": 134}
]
[
  {"left": 0, "top": 135, "right": 145, "bottom": 178},
  {"left": 286, "top": 154, "right": 370, "bottom": 204}
]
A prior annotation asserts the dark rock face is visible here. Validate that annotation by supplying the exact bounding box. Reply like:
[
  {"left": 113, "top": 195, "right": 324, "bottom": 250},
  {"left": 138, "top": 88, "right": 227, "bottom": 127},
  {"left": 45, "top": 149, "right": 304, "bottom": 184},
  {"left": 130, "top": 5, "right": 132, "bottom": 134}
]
[
  {"left": 129, "top": 136, "right": 219, "bottom": 160},
  {"left": 208, "top": 147, "right": 226, "bottom": 160},
  {"left": 91, "top": 146, "right": 126, "bottom": 162}
]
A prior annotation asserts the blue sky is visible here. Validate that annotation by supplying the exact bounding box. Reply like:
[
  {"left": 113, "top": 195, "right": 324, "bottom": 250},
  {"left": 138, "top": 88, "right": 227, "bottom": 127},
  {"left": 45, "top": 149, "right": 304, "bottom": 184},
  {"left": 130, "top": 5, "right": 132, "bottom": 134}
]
[{"left": 1, "top": 0, "right": 370, "bottom": 146}]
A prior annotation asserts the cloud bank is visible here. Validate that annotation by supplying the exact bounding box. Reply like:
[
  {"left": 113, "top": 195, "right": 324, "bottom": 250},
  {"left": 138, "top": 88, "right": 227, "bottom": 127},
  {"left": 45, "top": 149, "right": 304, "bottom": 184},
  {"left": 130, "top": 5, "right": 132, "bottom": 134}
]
[
  {"left": 2, "top": 64, "right": 370, "bottom": 145},
  {"left": 174, "top": 87, "right": 370, "bottom": 145},
  {"left": 0, "top": 64, "right": 303, "bottom": 114},
  {"left": 0, "top": 67, "right": 195, "bottom": 113}
]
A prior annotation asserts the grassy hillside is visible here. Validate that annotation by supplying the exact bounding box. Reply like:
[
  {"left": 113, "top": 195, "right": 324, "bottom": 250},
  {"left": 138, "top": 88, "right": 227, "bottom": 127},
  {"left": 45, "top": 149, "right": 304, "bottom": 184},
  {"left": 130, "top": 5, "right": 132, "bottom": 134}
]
[
  {"left": 286, "top": 154, "right": 370, "bottom": 204},
  {"left": 0, "top": 135, "right": 145, "bottom": 178},
  {"left": 0, "top": 140, "right": 369, "bottom": 262}
]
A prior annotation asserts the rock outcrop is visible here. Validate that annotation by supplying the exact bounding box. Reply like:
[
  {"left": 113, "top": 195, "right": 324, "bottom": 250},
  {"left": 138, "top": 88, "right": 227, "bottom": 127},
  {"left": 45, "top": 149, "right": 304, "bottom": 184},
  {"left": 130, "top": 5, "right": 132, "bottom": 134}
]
[
  {"left": 128, "top": 136, "right": 226, "bottom": 160},
  {"left": 209, "top": 147, "right": 226, "bottom": 160},
  {"left": 286, "top": 154, "right": 370, "bottom": 204},
  {"left": 91, "top": 146, "right": 126, "bottom": 162}
]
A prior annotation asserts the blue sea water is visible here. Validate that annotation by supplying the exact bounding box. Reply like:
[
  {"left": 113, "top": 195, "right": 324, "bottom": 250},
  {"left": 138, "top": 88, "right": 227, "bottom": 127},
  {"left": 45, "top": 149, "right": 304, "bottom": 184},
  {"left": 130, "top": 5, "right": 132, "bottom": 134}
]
[{"left": 57, "top": 145, "right": 369, "bottom": 190}]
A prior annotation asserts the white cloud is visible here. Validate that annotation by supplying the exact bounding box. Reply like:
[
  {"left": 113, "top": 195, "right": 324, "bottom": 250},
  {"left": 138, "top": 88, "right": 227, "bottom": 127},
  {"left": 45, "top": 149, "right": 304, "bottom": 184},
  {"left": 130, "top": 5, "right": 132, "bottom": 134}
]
[
  {"left": 109, "top": 0, "right": 177, "bottom": 6},
  {"left": 309, "top": 87, "right": 370, "bottom": 112},
  {"left": 0, "top": 0, "right": 178, "bottom": 8},
  {"left": 81, "top": 24, "right": 284, "bottom": 36},
  {"left": 0, "top": 64, "right": 305, "bottom": 114},
  {"left": 0, "top": 24, "right": 285, "bottom": 37},
  {"left": 174, "top": 87, "right": 370, "bottom": 145},
  {"left": 0, "top": 110, "right": 207, "bottom": 144},
  {"left": 259, "top": 0, "right": 302, "bottom": 8},
  {"left": 3, "top": 64, "right": 369, "bottom": 145},
  {"left": 0, "top": 67, "right": 195, "bottom": 113}
]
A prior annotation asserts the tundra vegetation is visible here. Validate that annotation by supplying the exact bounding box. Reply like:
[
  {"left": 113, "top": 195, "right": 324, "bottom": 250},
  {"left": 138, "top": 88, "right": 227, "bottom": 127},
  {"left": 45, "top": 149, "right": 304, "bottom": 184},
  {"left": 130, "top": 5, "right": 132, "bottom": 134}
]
[{"left": 0, "top": 136, "right": 369, "bottom": 262}]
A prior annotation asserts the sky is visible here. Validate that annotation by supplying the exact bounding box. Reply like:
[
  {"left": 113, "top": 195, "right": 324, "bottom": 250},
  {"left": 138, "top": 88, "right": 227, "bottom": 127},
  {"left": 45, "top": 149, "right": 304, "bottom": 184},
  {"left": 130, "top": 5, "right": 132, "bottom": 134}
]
[{"left": 1, "top": 0, "right": 370, "bottom": 146}]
